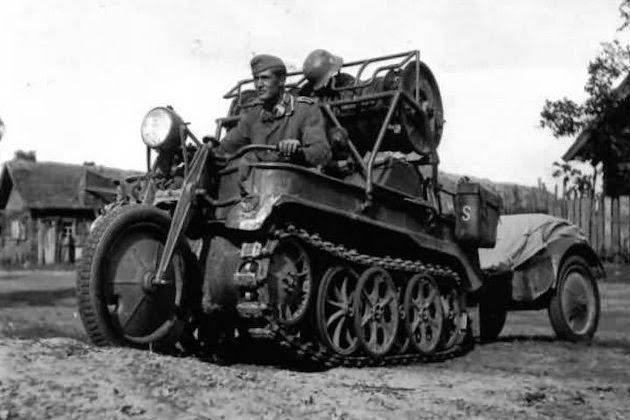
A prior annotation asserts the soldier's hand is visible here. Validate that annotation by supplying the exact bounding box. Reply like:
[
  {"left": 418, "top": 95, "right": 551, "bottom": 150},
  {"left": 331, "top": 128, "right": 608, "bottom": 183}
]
[{"left": 278, "top": 139, "right": 301, "bottom": 156}]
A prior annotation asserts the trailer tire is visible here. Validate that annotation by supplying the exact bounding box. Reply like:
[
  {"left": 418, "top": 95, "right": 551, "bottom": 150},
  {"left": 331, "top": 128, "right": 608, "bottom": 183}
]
[{"left": 548, "top": 255, "right": 600, "bottom": 342}]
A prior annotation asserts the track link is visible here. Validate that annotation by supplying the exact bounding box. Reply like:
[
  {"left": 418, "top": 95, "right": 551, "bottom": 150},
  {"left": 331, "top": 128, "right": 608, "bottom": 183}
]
[{"left": 263, "top": 225, "right": 474, "bottom": 368}]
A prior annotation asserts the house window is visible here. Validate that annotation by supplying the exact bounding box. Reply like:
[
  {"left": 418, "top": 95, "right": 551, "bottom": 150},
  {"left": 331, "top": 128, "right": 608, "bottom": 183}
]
[{"left": 10, "top": 219, "right": 26, "bottom": 240}]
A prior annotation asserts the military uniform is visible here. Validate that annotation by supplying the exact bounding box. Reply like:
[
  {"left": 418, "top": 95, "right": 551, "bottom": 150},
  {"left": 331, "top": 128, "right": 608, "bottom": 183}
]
[{"left": 218, "top": 91, "right": 331, "bottom": 167}]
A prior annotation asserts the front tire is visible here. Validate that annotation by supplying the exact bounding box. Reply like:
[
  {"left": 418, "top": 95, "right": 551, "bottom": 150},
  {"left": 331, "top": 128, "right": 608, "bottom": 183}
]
[
  {"left": 548, "top": 255, "right": 600, "bottom": 341},
  {"left": 76, "top": 204, "right": 199, "bottom": 349}
]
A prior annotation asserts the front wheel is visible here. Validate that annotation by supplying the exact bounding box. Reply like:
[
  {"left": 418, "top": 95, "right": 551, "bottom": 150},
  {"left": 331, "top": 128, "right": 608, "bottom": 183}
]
[
  {"left": 548, "top": 255, "right": 600, "bottom": 341},
  {"left": 76, "top": 204, "right": 199, "bottom": 349}
]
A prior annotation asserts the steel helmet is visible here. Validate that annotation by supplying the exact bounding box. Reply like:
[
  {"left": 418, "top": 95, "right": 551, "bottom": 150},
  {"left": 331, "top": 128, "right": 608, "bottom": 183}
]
[{"left": 302, "top": 49, "right": 343, "bottom": 91}]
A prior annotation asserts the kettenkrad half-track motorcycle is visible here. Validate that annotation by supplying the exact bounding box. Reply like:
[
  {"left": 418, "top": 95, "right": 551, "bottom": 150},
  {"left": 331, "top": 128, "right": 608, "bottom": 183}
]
[{"left": 77, "top": 50, "right": 502, "bottom": 367}]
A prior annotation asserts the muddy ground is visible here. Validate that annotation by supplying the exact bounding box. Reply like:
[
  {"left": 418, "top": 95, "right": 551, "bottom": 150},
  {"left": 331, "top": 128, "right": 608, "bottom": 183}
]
[{"left": 0, "top": 268, "right": 629, "bottom": 419}]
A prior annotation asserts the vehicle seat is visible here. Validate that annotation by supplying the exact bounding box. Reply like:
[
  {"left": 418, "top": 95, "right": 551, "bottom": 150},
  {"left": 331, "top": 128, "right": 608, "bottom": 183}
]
[{"left": 370, "top": 155, "right": 425, "bottom": 197}]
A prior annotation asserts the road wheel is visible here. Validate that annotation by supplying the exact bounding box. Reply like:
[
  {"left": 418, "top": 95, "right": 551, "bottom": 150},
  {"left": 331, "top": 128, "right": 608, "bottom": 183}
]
[
  {"left": 268, "top": 238, "right": 313, "bottom": 326},
  {"left": 316, "top": 266, "right": 359, "bottom": 356},
  {"left": 77, "top": 205, "right": 198, "bottom": 349},
  {"left": 548, "top": 255, "right": 600, "bottom": 341},
  {"left": 404, "top": 274, "right": 444, "bottom": 354},
  {"left": 354, "top": 267, "right": 399, "bottom": 358},
  {"left": 440, "top": 282, "right": 466, "bottom": 350}
]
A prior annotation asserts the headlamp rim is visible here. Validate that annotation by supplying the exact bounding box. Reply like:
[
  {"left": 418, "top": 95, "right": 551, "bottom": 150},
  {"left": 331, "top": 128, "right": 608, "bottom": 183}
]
[{"left": 140, "top": 106, "right": 183, "bottom": 150}]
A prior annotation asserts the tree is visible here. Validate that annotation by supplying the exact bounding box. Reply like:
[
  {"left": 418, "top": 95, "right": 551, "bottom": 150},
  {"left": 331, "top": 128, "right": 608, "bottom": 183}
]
[
  {"left": 13, "top": 150, "right": 36, "bottom": 162},
  {"left": 551, "top": 161, "right": 601, "bottom": 197},
  {"left": 540, "top": 0, "right": 630, "bottom": 194},
  {"left": 540, "top": 40, "right": 630, "bottom": 141}
]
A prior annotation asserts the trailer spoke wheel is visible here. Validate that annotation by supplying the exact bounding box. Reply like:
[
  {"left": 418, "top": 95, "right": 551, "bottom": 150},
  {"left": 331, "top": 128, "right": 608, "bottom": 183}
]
[
  {"left": 269, "top": 238, "right": 313, "bottom": 326},
  {"left": 404, "top": 274, "right": 444, "bottom": 354},
  {"left": 316, "top": 266, "right": 359, "bottom": 355},
  {"left": 354, "top": 267, "right": 399, "bottom": 358}
]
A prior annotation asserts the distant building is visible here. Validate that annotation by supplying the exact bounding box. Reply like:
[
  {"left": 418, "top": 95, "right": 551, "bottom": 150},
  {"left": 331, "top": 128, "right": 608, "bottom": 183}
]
[
  {"left": 563, "top": 74, "right": 630, "bottom": 196},
  {"left": 0, "top": 158, "right": 137, "bottom": 267}
]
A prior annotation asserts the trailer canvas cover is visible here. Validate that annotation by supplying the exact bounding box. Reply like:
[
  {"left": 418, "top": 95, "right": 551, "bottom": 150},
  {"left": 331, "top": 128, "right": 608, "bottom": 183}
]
[{"left": 479, "top": 214, "right": 587, "bottom": 273}]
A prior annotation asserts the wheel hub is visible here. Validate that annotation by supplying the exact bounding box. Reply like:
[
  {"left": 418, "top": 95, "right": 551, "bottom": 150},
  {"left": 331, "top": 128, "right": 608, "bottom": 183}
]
[
  {"left": 142, "top": 271, "right": 158, "bottom": 293},
  {"left": 372, "top": 303, "right": 385, "bottom": 321}
]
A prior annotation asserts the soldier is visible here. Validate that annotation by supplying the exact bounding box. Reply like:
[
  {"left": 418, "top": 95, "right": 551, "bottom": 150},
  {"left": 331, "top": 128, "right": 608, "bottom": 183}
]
[
  {"left": 218, "top": 54, "right": 331, "bottom": 167},
  {"left": 300, "top": 49, "right": 355, "bottom": 100}
]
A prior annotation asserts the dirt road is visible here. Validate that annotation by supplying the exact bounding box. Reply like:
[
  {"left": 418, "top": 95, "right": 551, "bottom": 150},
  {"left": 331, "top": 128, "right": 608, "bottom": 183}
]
[{"left": 1, "top": 270, "right": 629, "bottom": 419}]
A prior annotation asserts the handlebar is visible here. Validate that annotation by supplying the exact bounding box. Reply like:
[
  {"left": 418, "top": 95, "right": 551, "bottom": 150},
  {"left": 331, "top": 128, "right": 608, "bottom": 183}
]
[
  {"left": 216, "top": 143, "right": 302, "bottom": 162},
  {"left": 224, "top": 144, "right": 278, "bottom": 161}
]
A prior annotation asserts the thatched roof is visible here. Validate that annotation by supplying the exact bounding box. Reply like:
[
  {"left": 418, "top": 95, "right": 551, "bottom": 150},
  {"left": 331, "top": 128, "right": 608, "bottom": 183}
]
[{"left": 0, "top": 159, "right": 139, "bottom": 211}]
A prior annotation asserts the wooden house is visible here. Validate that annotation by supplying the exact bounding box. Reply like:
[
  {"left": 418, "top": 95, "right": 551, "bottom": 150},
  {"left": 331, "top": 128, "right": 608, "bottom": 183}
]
[
  {"left": 563, "top": 74, "right": 630, "bottom": 196},
  {"left": 0, "top": 158, "right": 136, "bottom": 267}
]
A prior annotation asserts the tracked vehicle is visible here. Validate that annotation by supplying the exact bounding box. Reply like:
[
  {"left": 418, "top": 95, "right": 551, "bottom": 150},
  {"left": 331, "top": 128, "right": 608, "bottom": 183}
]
[{"left": 77, "top": 51, "right": 504, "bottom": 366}]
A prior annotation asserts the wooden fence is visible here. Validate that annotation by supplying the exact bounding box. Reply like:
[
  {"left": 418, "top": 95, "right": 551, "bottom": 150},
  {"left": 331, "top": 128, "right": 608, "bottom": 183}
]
[
  {"left": 440, "top": 171, "right": 628, "bottom": 259},
  {"left": 542, "top": 192, "right": 630, "bottom": 261},
  {"left": 503, "top": 180, "right": 630, "bottom": 261}
]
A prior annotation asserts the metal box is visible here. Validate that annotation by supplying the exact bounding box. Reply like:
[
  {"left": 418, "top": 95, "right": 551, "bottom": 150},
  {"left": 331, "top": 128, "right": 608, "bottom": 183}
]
[{"left": 455, "top": 181, "right": 501, "bottom": 248}]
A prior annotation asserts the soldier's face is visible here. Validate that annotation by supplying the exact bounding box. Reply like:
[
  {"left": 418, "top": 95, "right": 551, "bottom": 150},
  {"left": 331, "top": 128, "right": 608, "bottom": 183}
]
[{"left": 254, "top": 69, "right": 284, "bottom": 102}]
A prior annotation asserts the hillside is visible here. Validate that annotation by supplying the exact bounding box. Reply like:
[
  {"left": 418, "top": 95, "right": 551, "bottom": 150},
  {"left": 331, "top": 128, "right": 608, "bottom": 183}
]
[{"left": 439, "top": 171, "right": 555, "bottom": 215}]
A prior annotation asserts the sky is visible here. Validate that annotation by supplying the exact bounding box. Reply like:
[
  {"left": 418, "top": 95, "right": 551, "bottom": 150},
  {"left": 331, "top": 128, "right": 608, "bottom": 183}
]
[{"left": 0, "top": 0, "right": 628, "bottom": 188}]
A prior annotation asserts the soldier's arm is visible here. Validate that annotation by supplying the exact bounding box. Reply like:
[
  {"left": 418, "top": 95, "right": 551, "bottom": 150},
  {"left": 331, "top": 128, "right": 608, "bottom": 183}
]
[
  {"left": 299, "top": 102, "right": 332, "bottom": 166},
  {"left": 216, "top": 113, "right": 252, "bottom": 155}
]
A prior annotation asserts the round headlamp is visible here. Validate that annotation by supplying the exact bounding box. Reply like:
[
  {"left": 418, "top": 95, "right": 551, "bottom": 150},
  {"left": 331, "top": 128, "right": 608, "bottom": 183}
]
[{"left": 140, "top": 107, "right": 182, "bottom": 150}]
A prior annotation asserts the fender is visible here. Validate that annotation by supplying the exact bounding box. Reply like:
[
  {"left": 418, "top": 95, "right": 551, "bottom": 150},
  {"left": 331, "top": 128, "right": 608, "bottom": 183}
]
[
  {"left": 226, "top": 193, "right": 484, "bottom": 292},
  {"left": 509, "top": 236, "right": 604, "bottom": 303},
  {"left": 544, "top": 237, "right": 605, "bottom": 286}
]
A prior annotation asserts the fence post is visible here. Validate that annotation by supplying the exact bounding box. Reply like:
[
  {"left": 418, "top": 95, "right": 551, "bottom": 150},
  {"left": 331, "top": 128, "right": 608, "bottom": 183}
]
[
  {"left": 600, "top": 194, "right": 607, "bottom": 258},
  {"left": 604, "top": 196, "right": 612, "bottom": 259},
  {"left": 581, "top": 194, "right": 591, "bottom": 242},
  {"left": 621, "top": 195, "right": 630, "bottom": 259},
  {"left": 592, "top": 194, "right": 601, "bottom": 254},
  {"left": 612, "top": 196, "right": 621, "bottom": 260}
]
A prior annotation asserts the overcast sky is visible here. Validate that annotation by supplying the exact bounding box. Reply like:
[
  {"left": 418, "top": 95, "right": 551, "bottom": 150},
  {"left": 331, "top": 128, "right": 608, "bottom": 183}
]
[{"left": 1, "top": 0, "right": 628, "bottom": 187}]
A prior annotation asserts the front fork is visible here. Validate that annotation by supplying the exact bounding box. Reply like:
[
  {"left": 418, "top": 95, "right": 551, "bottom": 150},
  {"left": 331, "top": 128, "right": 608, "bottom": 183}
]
[{"left": 154, "top": 144, "right": 211, "bottom": 284}]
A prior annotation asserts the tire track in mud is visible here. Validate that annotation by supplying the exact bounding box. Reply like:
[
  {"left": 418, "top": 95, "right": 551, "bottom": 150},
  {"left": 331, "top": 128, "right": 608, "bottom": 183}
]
[{"left": 1, "top": 337, "right": 630, "bottom": 419}]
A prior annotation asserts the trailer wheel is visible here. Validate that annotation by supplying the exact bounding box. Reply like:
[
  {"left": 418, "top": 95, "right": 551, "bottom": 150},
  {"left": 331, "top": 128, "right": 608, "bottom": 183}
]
[
  {"left": 548, "top": 255, "right": 600, "bottom": 341},
  {"left": 77, "top": 204, "right": 198, "bottom": 349}
]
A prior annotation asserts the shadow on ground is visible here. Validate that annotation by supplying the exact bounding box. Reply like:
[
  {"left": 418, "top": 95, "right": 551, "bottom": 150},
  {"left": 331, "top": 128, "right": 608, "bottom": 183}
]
[
  {"left": 0, "top": 288, "right": 76, "bottom": 308},
  {"left": 489, "top": 334, "right": 630, "bottom": 351}
]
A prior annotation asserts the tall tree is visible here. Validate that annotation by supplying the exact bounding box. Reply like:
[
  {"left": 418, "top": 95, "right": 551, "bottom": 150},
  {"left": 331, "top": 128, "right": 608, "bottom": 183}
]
[{"left": 540, "top": 1, "right": 630, "bottom": 194}]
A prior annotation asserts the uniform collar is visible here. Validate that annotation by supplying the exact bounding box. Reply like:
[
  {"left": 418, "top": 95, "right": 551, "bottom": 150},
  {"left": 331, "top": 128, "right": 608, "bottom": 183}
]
[{"left": 260, "top": 91, "right": 294, "bottom": 122}]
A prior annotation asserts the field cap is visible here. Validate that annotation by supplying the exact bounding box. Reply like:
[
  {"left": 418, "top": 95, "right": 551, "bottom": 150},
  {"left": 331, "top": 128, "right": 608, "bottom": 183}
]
[{"left": 250, "top": 54, "right": 286, "bottom": 76}]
